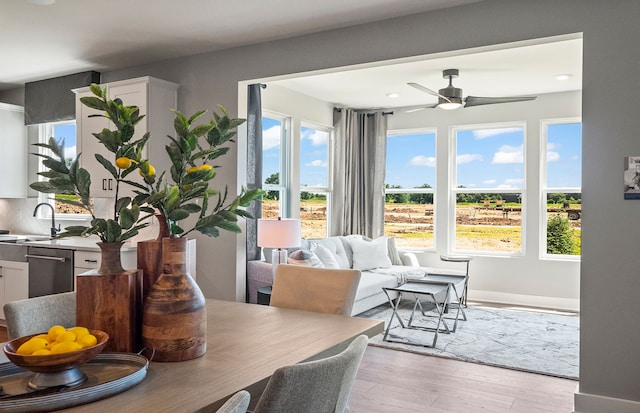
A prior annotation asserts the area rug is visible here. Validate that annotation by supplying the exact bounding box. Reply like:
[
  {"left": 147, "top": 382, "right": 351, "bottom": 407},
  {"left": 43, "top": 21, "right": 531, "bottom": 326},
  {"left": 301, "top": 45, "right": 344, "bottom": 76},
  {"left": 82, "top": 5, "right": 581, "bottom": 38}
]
[{"left": 359, "top": 302, "right": 579, "bottom": 380}]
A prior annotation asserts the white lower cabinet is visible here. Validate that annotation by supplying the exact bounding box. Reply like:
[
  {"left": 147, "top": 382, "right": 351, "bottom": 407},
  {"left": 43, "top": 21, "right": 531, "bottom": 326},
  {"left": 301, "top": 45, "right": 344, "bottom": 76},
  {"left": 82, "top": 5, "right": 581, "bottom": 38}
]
[
  {"left": 73, "top": 249, "right": 137, "bottom": 278},
  {"left": 0, "top": 260, "right": 29, "bottom": 319}
]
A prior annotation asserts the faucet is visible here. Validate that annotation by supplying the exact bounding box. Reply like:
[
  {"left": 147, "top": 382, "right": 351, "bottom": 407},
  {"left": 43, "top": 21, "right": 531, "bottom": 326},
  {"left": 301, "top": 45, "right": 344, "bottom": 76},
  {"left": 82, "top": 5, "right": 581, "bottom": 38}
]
[{"left": 33, "top": 202, "right": 61, "bottom": 238}]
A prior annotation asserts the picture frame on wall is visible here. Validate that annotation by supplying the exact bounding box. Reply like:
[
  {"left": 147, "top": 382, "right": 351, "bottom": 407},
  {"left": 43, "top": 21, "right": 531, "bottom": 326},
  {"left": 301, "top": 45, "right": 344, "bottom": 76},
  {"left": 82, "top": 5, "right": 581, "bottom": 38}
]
[{"left": 623, "top": 156, "right": 640, "bottom": 199}]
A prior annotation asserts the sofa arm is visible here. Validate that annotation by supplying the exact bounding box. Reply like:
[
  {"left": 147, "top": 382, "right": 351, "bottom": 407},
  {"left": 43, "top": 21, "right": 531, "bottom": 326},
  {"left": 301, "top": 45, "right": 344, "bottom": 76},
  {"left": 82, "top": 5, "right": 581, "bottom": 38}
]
[
  {"left": 400, "top": 252, "right": 420, "bottom": 267},
  {"left": 247, "top": 260, "right": 274, "bottom": 304}
]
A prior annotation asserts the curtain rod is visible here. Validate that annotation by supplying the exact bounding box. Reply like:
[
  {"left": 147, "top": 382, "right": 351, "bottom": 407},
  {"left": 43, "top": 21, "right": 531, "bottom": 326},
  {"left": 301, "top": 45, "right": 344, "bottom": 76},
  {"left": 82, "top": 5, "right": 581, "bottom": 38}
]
[{"left": 333, "top": 107, "right": 393, "bottom": 116}]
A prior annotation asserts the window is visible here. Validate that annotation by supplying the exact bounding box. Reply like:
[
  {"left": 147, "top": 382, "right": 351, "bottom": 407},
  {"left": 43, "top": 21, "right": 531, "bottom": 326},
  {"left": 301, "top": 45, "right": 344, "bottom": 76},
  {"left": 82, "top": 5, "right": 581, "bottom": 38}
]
[
  {"left": 299, "top": 123, "right": 331, "bottom": 238},
  {"left": 385, "top": 130, "right": 436, "bottom": 249},
  {"left": 452, "top": 124, "right": 525, "bottom": 254},
  {"left": 36, "top": 120, "right": 90, "bottom": 218},
  {"left": 542, "top": 120, "right": 582, "bottom": 257},
  {"left": 261, "top": 113, "right": 290, "bottom": 219}
]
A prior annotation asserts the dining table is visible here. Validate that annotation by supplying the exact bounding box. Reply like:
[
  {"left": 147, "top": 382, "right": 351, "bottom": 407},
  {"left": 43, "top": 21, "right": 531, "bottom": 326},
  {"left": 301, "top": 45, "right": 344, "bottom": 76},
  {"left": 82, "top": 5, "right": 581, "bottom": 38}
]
[{"left": 1, "top": 298, "right": 383, "bottom": 412}]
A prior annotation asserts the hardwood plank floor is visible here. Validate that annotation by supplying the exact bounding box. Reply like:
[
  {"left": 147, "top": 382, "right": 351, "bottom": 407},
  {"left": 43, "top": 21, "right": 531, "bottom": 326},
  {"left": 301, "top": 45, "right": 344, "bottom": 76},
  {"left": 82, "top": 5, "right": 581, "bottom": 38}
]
[
  {"left": 0, "top": 325, "right": 576, "bottom": 412},
  {"left": 351, "top": 345, "right": 577, "bottom": 412}
]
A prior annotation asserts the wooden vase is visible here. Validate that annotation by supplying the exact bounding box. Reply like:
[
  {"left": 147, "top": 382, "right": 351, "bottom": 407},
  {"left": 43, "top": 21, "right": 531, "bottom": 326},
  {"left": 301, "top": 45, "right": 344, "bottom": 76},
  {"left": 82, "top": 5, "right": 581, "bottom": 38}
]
[
  {"left": 137, "top": 215, "right": 171, "bottom": 298},
  {"left": 142, "top": 237, "right": 206, "bottom": 362},
  {"left": 76, "top": 242, "right": 143, "bottom": 353}
]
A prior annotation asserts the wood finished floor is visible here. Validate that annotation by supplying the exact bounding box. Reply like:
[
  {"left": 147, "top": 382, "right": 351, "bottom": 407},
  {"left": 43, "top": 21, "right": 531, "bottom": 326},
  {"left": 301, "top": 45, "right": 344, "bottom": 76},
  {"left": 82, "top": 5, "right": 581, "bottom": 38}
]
[{"left": 0, "top": 325, "right": 576, "bottom": 412}]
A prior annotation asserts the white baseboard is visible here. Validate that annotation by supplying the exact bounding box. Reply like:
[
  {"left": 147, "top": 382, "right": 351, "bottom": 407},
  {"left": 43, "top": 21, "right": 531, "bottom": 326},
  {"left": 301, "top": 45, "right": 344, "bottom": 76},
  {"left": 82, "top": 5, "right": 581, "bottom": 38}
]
[
  {"left": 470, "top": 290, "right": 580, "bottom": 312},
  {"left": 574, "top": 391, "right": 640, "bottom": 413}
]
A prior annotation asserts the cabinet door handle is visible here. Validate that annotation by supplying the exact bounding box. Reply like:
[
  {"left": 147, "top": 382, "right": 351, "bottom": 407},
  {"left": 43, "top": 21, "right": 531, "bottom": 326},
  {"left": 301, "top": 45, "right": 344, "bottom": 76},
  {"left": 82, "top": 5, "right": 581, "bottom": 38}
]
[
  {"left": 102, "top": 178, "right": 107, "bottom": 191},
  {"left": 108, "top": 179, "right": 113, "bottom": 191},
  {"left": 84, "top": 259, "right": 98, "bottom": 263}
]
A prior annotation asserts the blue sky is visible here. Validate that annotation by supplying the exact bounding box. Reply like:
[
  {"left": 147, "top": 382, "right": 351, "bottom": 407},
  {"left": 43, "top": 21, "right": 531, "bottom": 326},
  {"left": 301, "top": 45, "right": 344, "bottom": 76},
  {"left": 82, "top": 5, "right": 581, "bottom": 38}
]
[
  {"left": 53, "top": 123, "right": 76, "bottom": 160},
  {"left": 263, "top": 118, "right": 581, "bottom": 190}
]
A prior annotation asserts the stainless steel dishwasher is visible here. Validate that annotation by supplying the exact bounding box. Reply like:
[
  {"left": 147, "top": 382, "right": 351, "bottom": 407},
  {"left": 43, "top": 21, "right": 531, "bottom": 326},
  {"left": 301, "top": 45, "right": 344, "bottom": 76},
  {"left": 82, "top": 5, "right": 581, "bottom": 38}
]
[{"left": 26, "top": 246, "right": 74, "bottom": 298}]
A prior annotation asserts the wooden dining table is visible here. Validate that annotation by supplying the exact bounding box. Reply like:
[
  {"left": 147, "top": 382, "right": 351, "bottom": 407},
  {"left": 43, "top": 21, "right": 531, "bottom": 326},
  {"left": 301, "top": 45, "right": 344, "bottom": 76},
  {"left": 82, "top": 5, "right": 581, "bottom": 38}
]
[{"left": 2, "top": 299, "right": 383, "bottom": 412}]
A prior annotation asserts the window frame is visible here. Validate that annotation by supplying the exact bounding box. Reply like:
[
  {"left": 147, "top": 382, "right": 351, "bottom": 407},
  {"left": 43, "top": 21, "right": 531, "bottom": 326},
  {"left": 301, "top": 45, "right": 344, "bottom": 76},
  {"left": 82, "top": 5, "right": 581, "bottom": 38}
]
[
  {"left": 450, "top": 122, "right": 526, "bottom": 256},
  {"left": 540, "top": 117, "right": 582, "bottom": 261},
  {"left": 262, "top": 111, "right": 292, "bottom": 218}
]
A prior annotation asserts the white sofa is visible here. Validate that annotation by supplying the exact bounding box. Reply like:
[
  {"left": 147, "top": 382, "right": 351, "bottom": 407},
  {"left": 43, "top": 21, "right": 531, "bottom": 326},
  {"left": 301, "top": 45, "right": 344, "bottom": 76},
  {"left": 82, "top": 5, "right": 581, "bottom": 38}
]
[{"left": 247, "top": 235, "right": 466, "bottom": 316}]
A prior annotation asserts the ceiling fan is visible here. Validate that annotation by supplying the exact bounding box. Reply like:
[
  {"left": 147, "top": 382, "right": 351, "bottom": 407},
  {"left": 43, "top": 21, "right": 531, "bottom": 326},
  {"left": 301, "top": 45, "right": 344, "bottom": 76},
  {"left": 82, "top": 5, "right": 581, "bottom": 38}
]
[{"left": 407, "top": 68, "right": 537, "bottom": 110}]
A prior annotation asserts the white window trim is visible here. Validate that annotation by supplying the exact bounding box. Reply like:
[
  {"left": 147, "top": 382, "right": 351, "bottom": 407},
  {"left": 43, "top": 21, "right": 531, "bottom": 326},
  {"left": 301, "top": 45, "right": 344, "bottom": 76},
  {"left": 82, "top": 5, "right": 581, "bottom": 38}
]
[
  {"left": 450, "top": 122, "right": 527, "bottom": 256},
  {"left": 540, "top": 117, "right": 582, "bottom": 261},
  {"left": 262, "top": 111, "right": 292, "bottom": 218}
]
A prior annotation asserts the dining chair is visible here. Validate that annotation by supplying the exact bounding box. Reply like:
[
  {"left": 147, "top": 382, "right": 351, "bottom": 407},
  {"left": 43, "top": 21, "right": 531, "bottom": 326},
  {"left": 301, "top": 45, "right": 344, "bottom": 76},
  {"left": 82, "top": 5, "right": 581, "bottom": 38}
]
[
  {"left": 253, "top": 334, "right": 368, "bottom": 413},
  {"left": 269, "top": 264, "right": 361, "bottom": 316},
  {"left": 4, "top": 291, "right": 76, "bottom": 340},
  {"left": 213, "top": 390, "right": 250, "bottom": 413}
]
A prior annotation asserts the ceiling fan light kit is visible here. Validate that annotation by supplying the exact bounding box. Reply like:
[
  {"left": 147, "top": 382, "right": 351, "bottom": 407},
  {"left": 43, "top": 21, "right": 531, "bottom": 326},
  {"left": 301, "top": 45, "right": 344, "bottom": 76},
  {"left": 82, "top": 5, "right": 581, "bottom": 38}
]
[{"left": 408, "top": 68, "right": 537, "bottom": 110}]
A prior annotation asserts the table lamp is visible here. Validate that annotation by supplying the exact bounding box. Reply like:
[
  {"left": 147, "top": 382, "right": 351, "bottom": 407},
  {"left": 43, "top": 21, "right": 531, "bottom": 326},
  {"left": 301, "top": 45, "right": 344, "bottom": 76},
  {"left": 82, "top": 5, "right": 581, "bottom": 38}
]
[{"left": 257, "top": 217, "right": 301, "bottom": 279}]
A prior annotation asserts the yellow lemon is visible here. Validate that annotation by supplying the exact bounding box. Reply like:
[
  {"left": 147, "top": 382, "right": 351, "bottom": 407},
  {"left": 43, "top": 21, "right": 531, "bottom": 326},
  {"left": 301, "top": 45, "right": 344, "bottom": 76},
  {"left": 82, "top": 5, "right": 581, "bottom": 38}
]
[
  {"left": 16, "top": 338, "right": 49, "bottom": 355},
  {"left": 187, "top": 166, "right": 199, "bottom": 174},
  {"left": 47, "top": 325, "right": 67, "bottom": 342},
  {"left": 32, "top": 333, "right": 52, "bottom": 343},
  {"left": 115, "top": 157, "right": 132, "bottom": 169},
  {"left": 68, "top": 326, "right": 90, "bottom": 338},
  {"left": 199, "top": 164, "right": 213, "bottom": 171},
  {"left": 55, "top": 331, "right": 77, "bottom": 343},
  {"left": 138, "top": 164, "right": 156, "bottom": 177},
  {"left": 32, "top": 349, "right": 52, "bottom": 356},
  {"left": 50, "top": 341, "right": 82, "bottom": 354},
  {"left": 78, "top": 334, "right": 98, "bottom": 348}
]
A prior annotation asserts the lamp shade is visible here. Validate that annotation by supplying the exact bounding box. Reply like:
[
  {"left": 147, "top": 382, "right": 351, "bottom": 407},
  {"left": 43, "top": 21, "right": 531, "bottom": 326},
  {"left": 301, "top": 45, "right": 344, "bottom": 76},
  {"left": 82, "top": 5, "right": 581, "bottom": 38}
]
[{"left": 257, "top": 218, "right": 301, "bottom": 248}]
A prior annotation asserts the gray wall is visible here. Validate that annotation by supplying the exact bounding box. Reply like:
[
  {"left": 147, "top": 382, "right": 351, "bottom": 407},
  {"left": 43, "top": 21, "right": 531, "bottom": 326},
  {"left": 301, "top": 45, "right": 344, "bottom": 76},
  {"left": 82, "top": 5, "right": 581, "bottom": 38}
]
[{"left": 2, "top": 0, "right": 639, "bottom": 409}]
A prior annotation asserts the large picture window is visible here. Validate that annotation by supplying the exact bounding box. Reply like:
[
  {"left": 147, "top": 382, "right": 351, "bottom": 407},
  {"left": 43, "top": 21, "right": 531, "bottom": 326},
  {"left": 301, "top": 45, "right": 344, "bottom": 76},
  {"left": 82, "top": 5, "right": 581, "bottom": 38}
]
[
  {"left": 542, "top": 120, "right": 582, "bottom": 257},
  {"left": 299, "top": 123, "right": 331, "bottom": 238},
  {"left": 452, "top": 124, "right": 525, "bottom": 254},
  {"left": 385, "top": 130, "right": 436, "bottom": 249},
  {"left": 261, "top": 113, "right": 290, "bottom": 219}
]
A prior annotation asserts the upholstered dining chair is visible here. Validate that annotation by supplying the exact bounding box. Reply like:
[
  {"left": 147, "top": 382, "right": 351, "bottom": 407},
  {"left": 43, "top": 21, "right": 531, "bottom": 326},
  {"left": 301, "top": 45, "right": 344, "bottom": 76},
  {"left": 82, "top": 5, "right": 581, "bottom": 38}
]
[
  {"left": 213, "top": 390, "right": 250, "bottom": 413},
  {"left": 270, "top": 264, "right": 361, "bottom": 316},
  {"left": 253, "top": 334, "right": 368, "bottom": 413},
  {"left": 4, "top": 291, "right": 76, "bottom": 340}
]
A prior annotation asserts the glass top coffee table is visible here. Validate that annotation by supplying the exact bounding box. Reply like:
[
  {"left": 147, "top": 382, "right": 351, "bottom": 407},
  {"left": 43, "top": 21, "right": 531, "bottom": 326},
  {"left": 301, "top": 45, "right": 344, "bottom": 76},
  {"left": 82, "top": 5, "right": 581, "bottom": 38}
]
[{"left": 382, "top": 279, "right": 464, "bottom": 348}]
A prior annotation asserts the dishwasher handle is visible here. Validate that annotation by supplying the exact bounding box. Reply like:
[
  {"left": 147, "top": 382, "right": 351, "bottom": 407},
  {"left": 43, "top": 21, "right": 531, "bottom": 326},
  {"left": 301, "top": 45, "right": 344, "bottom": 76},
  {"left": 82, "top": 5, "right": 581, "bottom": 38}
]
[{"left": 25, "top": 254, "right": 67, "bottom": 263}]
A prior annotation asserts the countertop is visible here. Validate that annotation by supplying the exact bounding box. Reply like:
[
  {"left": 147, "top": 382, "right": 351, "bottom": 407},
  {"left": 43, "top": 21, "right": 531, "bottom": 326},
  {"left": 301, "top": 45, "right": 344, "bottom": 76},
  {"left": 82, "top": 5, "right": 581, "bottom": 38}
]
[{"left": 24, "top": 238, "right": 137, "bottom": 252}]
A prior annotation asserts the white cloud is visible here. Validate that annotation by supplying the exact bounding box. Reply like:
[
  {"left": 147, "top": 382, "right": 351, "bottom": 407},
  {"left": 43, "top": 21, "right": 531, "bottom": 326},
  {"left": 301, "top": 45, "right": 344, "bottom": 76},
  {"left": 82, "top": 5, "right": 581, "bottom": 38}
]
[
  {"left": 483, "top": 179, "right": 497, "bottom": 184},
  {"left": 492, "top": 144, "right": 523, "bottom": 164},
  {"left": 306, "top": 159, "right": 327, "bottom": 167},
  {"left": 504, "top": 178, "right": 524, "bottom": 185},
  {"left": 457, "top": 153, "right": 483, "bottom": 164},
  {"left": 547, "top": 151, "right": 560, "bottom": 162},
  {"left": 409, "top": 155, "right": 436, "bottom": 167},
  {"left": 64, "top": 145, "right": 76, "bottom": 160},
  {"left": 472, "top": 127, "right": 522, "bottom": 139},
  {"left": 263, "top": 126, "right": 281, "bottom": 150},
  {"left": 301, "top": 129, "right": 328, "bottom": 146}
]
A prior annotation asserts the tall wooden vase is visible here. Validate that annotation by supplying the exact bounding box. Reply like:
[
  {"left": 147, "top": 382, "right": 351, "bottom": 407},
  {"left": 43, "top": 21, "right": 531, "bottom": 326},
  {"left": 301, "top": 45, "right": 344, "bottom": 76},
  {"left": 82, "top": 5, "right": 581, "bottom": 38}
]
[
  {"left": 142, "top": 237, "right": 206, "bottom": 362},
  {"left": 137, "top": 214, "right": 170, "bottom": 298},
  {"left": 76, "top": 242, "right": 143, "bottom": 353}
]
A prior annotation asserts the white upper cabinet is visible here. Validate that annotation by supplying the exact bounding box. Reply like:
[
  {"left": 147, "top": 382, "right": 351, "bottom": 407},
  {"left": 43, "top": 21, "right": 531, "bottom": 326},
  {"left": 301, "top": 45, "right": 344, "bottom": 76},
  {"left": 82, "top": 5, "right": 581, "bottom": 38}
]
[
  {"left": 74, "top": 76, "right": 179, "bottom": 198},
  {"left": 0, "top": 103, "right": 27, "bottom": 198}
]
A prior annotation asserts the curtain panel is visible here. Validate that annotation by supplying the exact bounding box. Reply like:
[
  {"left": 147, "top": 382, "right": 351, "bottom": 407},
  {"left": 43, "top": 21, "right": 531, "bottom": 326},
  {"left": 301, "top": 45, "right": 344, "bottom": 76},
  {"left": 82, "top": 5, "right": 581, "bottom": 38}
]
[
  {"left": 330, "top": 108, "right": 387, "bottom": 238},
  {"left": 245, "top": 84, "right": 264, "bottom": 262}
]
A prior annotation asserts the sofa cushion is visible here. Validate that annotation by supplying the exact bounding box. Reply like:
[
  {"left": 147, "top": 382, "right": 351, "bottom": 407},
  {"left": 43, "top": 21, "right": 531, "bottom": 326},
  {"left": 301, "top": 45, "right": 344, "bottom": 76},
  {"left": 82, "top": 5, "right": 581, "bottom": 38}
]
[
  {"left": 310, "top": 243, "right": 340, "bottom": 268},
  {"left": 368, "top": 265, "right": 426, "bottom": 283},
  {"left": 287, "top": 249, "right": 325, "bottom": 267},
  {"left": 354, "top": 271, "right": 399, "bottom": 301},
  {"left": 305, "top": 237, "right": 350, "bottom": 269},
  {"left": 350, "top": 236, "right": 392, "bottom": 271}
]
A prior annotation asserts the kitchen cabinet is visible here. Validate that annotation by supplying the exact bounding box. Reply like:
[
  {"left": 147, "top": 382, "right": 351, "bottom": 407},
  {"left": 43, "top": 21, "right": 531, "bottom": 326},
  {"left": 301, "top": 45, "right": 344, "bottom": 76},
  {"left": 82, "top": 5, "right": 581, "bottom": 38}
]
[
  {"left": 73, "top": 249, "right": 137, "bottom": 278},
  {"left": 0, "top": 103, "right": 27, "bottom": 198},
  {"left": 74, "top": 76, "right": 179, "bottom": 198},
  {"left": 0, "top": 259, "right": 29, "bottom": 319}
]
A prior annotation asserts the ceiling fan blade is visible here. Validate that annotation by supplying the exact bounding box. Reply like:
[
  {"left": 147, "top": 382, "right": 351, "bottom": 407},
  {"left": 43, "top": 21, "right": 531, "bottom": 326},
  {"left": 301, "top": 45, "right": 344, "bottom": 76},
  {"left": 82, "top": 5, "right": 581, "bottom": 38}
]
[
  {"left": 404, "top": 104, "right": 438, "bottom": 113},
  {"left": 464, "top": 95, "right": 537, "bottom": 107},
  {"left": 407, "top": 82, "right": 452, "bottom": 102}
]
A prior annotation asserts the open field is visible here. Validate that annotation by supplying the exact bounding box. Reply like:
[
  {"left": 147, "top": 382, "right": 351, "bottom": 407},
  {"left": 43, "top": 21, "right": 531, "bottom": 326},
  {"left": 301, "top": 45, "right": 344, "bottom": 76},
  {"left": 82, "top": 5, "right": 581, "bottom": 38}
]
[{"left": 263, "top": 200, "right": 581, "bottom": 253}]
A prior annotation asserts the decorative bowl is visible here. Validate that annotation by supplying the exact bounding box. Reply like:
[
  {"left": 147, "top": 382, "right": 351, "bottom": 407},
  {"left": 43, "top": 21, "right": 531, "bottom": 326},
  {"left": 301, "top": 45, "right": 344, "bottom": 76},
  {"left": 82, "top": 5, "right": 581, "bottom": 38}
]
[{"left": 3, "top": 329, "right": 109, "bottom": 374}]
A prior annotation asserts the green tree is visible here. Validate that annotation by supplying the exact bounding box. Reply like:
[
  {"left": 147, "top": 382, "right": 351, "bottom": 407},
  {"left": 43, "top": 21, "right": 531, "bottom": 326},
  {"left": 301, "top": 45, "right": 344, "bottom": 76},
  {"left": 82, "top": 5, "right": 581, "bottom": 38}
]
[
  {"left": 548, "top": 193, "right": 567, "bottom": 205},
  {"left": 409, "top": 183, "right": 433, "bottom": 204},
  {"left": 547, "top": 214, "right": 577, "bottom": 254},
  {"left": 385, "top": 184, "right": 408, "bottom": 203},
  {"left": 264, "top": 172, "right": 280, "bottom": 200}
]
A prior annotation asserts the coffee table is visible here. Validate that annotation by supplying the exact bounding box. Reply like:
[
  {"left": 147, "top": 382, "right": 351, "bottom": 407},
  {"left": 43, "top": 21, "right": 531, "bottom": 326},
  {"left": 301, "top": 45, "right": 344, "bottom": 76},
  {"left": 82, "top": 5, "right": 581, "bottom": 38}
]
[{"left": 382, "top": 280, "right": 461, "bottom": 348}]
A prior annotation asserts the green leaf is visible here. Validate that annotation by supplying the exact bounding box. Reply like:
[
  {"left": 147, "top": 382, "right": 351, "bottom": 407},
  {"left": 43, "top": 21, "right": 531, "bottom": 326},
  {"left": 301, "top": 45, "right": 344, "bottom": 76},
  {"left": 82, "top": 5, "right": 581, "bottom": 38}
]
[
  {"left": 79, "top": 96, "right": 108, "bottom": 111},
  {"left": 95, "top": 154, "right": 118, "bottom": 178},
  {"left": 119, "top": 207, "right": 135, "bottom": 229},
  {"left": 167, "top": 208, "right": 190, "bottom": 222},
  {"left": 182, "top": 203, "right": 202, "bottom": 213},
  {"left": 115, "top": 197, "right": 131, "bottom": 214}
]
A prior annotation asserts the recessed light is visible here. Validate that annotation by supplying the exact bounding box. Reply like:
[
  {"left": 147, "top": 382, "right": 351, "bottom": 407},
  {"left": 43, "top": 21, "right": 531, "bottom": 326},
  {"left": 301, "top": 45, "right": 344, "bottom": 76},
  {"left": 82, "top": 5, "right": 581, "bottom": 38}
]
[
  {"left": 554, "top": 74, "right": 572, "bottom": 81},
  {"left": 386, "top": 93, "right": 400, "bottom": 99}
]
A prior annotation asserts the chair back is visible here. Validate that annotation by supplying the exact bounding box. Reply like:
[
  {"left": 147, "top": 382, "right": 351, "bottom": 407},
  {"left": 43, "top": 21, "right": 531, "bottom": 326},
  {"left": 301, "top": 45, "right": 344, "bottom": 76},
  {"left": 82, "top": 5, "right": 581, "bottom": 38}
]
[
  {"left": 4, "top": 292, "right": 76, "bottom": 340},
  {"left": 253, "top": 335, "right": 368, "bottom": 413},
  {"left": 270, "top": 264, "right": 361, "bottom": 316},
  {"left": 213, "top": 390, "right": 250, "bottom": 413}
]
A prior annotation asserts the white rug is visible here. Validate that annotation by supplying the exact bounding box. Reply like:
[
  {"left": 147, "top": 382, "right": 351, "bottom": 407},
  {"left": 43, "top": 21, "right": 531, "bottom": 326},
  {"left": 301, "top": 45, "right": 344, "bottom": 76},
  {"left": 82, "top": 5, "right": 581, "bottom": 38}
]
[{"left": 358, "top": 302, "right": 579, "bottom": 380}]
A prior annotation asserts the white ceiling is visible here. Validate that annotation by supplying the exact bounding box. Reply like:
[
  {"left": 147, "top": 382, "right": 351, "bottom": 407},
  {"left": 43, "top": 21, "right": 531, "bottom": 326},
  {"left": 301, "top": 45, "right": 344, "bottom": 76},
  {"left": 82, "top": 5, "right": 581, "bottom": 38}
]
[
  {"left": 269, "top": 37, "right": 583, "bottom": 110},
  {"left": 0, "top": 0, "right": 482, "bottom": 91}
]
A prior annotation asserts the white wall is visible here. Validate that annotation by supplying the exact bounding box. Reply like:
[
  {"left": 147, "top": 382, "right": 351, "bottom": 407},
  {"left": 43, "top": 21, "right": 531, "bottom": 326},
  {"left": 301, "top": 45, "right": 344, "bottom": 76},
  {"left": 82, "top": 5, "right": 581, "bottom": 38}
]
[{"left": 2, "top": 0, "right": 640, "bottom": 409}]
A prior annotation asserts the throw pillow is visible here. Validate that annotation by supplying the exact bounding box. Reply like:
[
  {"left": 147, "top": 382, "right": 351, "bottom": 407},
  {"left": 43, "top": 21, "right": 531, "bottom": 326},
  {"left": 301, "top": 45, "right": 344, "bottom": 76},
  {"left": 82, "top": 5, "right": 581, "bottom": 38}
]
[
  {"left": 287, "top": 249, "right": 325, "bottom": 267},
  {"left": 387, "top": 236, "right": 403, "bottom": 266},
  {"left": 311, "top": 243, "right": 341, "bottom": 268},
  {"left": 350, "top": 236, "right": 392, "bottom": 271}
]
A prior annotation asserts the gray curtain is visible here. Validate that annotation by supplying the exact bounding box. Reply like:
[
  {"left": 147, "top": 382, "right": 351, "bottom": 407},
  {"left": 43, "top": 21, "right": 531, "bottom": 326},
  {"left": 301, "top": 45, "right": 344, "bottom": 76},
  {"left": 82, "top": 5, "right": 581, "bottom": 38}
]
[
  {"left": 246, "top": 84, "right": 264, "bottom": 262},
  {"left": 330, "top": 108, "right": 388, "bottom": 238}
]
